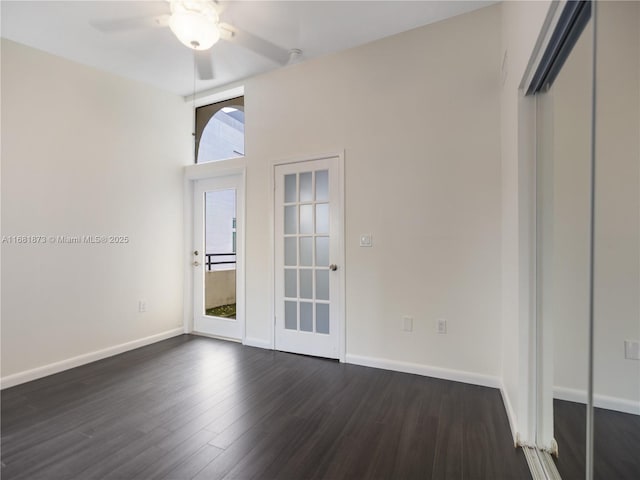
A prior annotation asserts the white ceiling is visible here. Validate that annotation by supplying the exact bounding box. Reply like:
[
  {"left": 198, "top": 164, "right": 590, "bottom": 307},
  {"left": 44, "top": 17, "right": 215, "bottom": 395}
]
[{"left": 1, "top": 1, "right": 496, "bottom": 97}]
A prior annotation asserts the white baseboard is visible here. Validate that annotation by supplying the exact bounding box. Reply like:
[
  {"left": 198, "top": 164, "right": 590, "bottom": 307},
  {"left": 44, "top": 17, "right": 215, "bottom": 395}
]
[
  {"left": 243, "top": 337, "right": 273, "bottom": 350},
  {"left": 191, "top": 331, "right": 241, "bottom": 343},
  {"left": 345, "top": 353, "right": 501, "bottom": 389},
  {"left": 500, "top": 383, "right": 519, "bottom": 445},
  {"left": 0, "top": 328, "right": 184, "bottom": 390},
  {"left": 554, "top": 386, "right": 640, "bottom": 415}
]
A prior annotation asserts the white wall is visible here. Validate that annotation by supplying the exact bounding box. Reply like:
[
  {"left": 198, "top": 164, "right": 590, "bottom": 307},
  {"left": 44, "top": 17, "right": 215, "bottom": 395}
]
[
  {"left": 500, "top": 0, "right": 553, "bottom": 443},
  {"left": 227, "top": 5, "right": 504, "bottom": 381},
  {"left": 1, "top": 39, "right": 192, "bottom": 381}
]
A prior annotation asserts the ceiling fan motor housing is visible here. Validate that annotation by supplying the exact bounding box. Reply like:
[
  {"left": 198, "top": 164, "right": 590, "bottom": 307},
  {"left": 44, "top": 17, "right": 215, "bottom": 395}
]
[{"left": 168, "top": 0, "right": 220, "bottom": 50}]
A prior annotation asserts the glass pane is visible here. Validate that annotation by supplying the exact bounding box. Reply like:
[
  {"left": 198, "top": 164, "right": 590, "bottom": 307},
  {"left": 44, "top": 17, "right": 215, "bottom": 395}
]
[
  {"left": 299, "top": 172, "right": 313, "bottom": 202},
  {"left": 196, "top": 106, "right": 245, "bottom": 164},
  {"left": 315, "top": 170, "right": 328, "bottom": 201},
  {"left": 300, "top": 302, "right": 313, "bottom": 332},
  {"left": 300, "top": 237, "right": 313, "bottom": 266},
  {"left": 284, "top": 269, "right": 297, "bottom": 298},
  {"left": 284, "top": 174, "right": 297, "bottom": 203},
  {"left": 285, "top": 301, "right": 297, "bottom": 330},
  {"left": 300, "top": 205, "right": 313, "bottom": 234},
  {"left": 315, "top": 237, "right": 329, "bottom": 266},
  {"left": 284, "top": 205, "right": 297, "bottom": 234},
  {"left": 284, "top": 237, "right": 297, "bottom": 266},
  {"left": 316, "top": 303, "right": 329, "bottom": 334},
  {"left": 316, "top": 270, "right": 329, "bottom": 301},
  {"left": 315, "top": 203, "right": 329, "bottom": 234},
  {"left": 204, "top": 189, "right": 237, "bottom": 319},
  {"left": 300, "top": 269, "right": 312, "bottom": 299}
]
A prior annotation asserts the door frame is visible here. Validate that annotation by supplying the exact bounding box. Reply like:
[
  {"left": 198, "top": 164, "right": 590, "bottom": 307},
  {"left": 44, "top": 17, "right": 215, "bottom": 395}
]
[
  {"left": 183, "top": 162, "right": 247, "bottom": 343},
  {"left": 269, "top": 152, "right": 346, "bottom": 362}
]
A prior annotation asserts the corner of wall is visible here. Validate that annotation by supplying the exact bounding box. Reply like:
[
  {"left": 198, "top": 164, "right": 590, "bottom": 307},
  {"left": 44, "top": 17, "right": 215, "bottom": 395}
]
[{"left": 500, "top": 380, "right": 520, "bottom": 445}]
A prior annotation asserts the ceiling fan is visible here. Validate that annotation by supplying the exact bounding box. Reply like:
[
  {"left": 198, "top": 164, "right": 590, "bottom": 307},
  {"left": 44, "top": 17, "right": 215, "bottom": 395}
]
[{"left": 90, "top": 0, "right": 302, "bottom": 81}]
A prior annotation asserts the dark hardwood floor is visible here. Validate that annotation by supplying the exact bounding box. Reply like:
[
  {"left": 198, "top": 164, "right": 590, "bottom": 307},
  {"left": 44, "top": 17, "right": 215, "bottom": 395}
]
[
  {"left": 554, "top": 399, "right": 640, "bottom": 480},
  {"left": 1, "top": 335, "right": 530, "bottom": 479}
]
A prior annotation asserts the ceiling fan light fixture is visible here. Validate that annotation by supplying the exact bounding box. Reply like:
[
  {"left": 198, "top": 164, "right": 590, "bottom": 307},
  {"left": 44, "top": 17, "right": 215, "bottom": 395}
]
[{"left": 168, "top": 1, "right": 220, "bottom": 51}]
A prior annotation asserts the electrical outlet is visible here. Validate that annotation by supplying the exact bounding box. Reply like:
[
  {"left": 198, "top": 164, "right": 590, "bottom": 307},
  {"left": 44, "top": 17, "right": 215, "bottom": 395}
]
[
  {"left": 624, "top": 340, "right": 640, "bottom": 360},
  {"left": 138, "top": 300, "right": 147, "bottom": 313},
  {"left": 436, "top": 318, "right": 447, "bottom": 334},
  {"left": 402, "top": 316, "right": 413, "bottom": 332}
]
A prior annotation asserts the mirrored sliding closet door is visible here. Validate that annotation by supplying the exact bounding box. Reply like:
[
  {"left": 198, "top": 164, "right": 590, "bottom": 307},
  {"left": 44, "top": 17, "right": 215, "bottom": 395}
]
[
  {"left": 533, "top": 1, "right": 640, "bottom": 479},
  {"left": 592, "top": 1, "right": 640, "bottom": 478}
]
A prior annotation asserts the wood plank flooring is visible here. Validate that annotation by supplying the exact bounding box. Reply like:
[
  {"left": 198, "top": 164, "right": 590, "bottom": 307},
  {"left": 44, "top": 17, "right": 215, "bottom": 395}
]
[
  {"left": 1, "top": 335, "right": 530, "bottom": 479},
  {"left": 553, "top": 399, "right": 640, "bottom": 480}
]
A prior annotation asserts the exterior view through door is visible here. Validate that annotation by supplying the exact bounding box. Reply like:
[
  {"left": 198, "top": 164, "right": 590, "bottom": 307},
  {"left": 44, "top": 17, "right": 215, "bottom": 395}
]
[
  {"left": 275, "top": 156, "right": 343, "bottom": 359},
  {"left": 193, "top": 175, "right": 244, "bottom": 340}
]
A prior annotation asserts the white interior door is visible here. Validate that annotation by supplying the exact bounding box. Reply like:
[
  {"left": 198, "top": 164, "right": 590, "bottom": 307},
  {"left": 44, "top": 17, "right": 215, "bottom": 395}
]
[
  {"left": 193, "top": 175, "right": 244, "bottom": 340},
  {"left": 274, "top": 156, "right": 343, "bottom": 359}
]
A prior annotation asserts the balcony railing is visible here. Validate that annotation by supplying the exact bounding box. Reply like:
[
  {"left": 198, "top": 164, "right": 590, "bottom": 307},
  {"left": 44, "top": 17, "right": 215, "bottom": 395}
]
[{"left": 205, "top": 253, "right": 236, "bottom": 271}]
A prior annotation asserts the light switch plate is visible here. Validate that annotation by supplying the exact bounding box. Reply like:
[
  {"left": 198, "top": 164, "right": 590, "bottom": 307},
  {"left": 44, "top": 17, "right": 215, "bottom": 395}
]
[
  {"left": 624, "top": 340, "right": 640, "bottom": 360},
  {"left": 359, "top": 234, "right": 372, "bottom": 247},
  {"left": 403, "top": 316, "right": 413, "bottom": 332}
]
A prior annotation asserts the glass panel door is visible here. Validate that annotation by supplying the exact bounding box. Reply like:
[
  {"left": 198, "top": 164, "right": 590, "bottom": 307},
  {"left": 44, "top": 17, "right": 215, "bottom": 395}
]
[
  {"left": 193, "top": 175, "right": 244, "bottom": 340},
  {"left": 275, "top": 157, "right": 342, "bottom": 359}
]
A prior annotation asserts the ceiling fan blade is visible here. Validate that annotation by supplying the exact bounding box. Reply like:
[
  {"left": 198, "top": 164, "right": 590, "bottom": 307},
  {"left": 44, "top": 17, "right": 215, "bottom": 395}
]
[
  {"left": 219, "top": 22, "right": 290, "bottom": 65},
  {"left": 196, "top": 51, "right": 215, "bottom": 80},
  {"left": 90, "top": 14, "right": 170, "bottom": 34}
]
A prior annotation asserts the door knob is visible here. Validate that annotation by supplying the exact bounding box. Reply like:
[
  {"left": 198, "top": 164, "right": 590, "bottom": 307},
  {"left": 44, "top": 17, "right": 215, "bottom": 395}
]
[{"left": 329, "top": 264, "right": 338, "bottom": 271}]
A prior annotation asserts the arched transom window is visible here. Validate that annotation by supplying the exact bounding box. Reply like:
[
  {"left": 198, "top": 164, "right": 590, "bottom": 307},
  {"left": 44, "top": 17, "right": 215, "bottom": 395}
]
[{"left": 195, "top": 96, "right": 244, "bottom": 164}]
